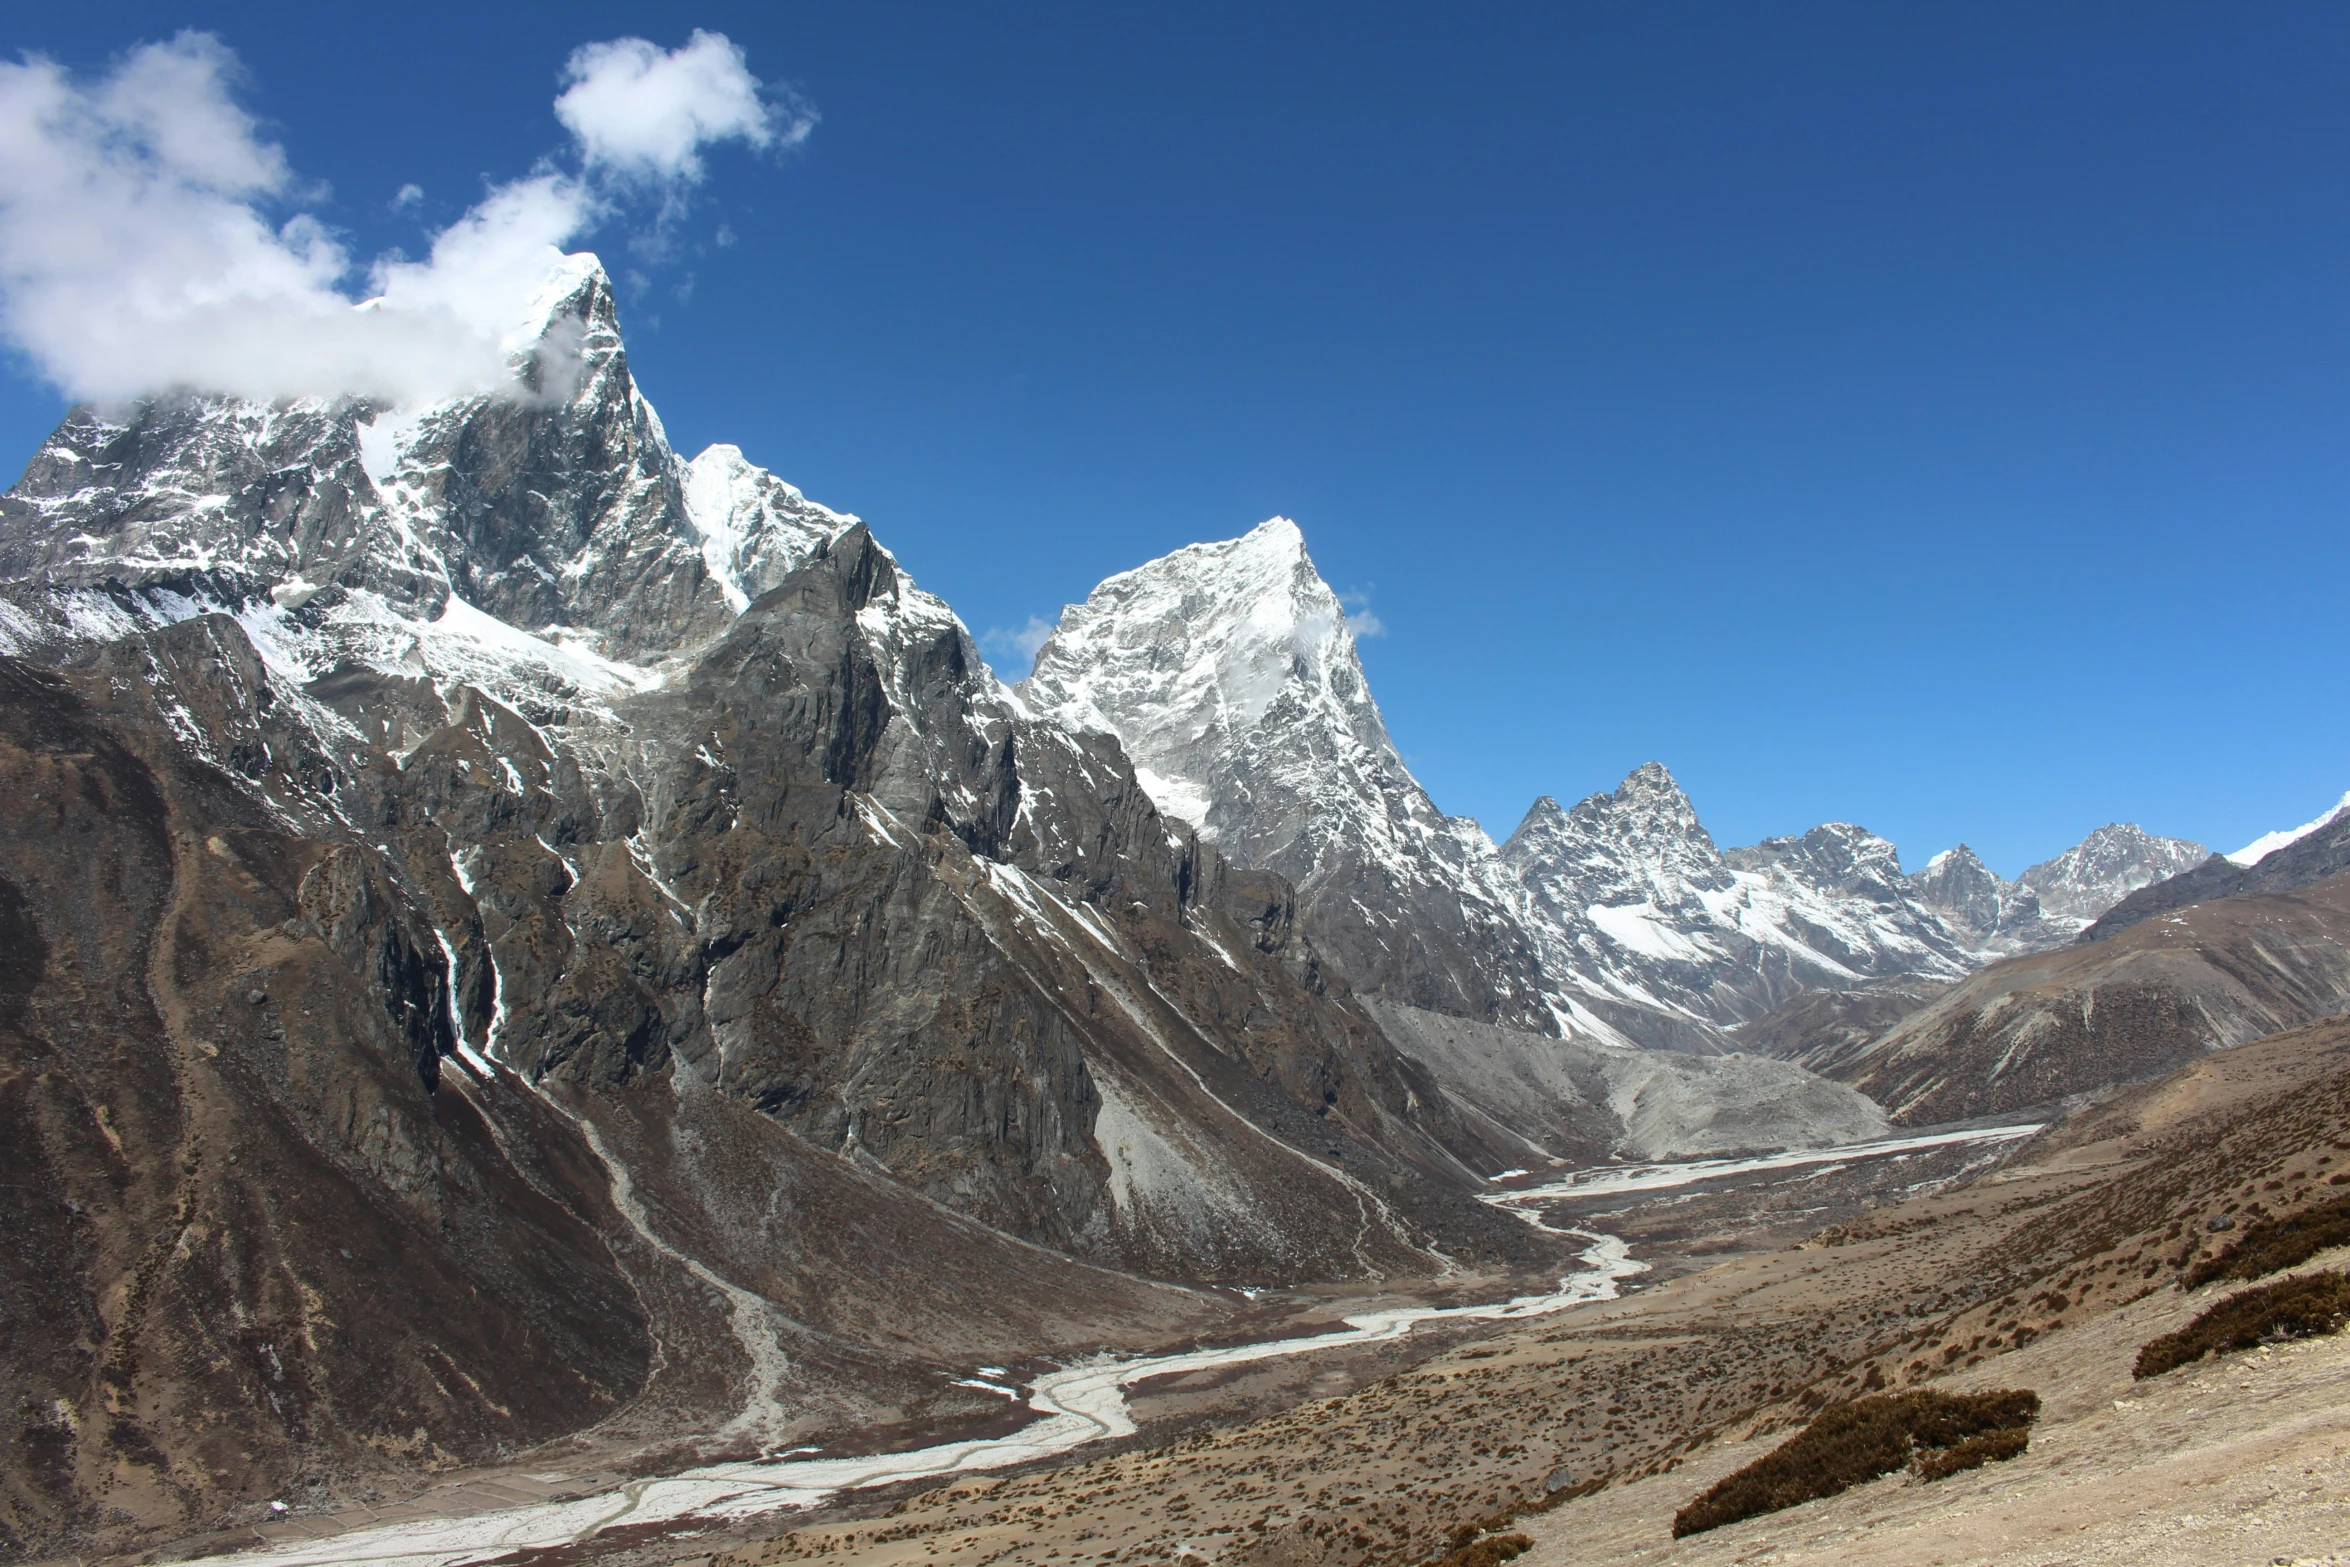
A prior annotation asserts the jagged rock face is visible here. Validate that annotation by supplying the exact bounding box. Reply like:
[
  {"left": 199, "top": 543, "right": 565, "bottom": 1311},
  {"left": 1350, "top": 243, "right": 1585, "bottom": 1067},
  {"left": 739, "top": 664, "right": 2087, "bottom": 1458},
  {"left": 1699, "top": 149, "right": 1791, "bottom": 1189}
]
[
  {"left": 0, "top": 631, "right": 655, "bottom": 1556},
  {"left": 1901, "top": 825, "right": 2208, "bottom": 953},
  {"left": 0, "top": 253, "right": 1548, "bottom": 1283},
  {"left": 0, "top": 393, "right": 385, "bottom": 600},
  {"left": 0, "top": 259, "right": 849, "bottom": 672},
  {"left": 1500, "top": 770, "right": 1975, "bottom": 1049},
  {"left": 0, "top": 613, "right": 1253, "bottom": 1558},
  {"left": 1907, "top": 844, "right": 2043, "bottom": 946},
  {"left": 2088, "top": 807, "right": 2350, "bottom": 942},
  {"left": 2017, "top": 823, "right": 2208, "bottom": 928},
  {"left": 582, "top": 524, "right": 1539, "bottom": 1270},
  {"left": 1022, "top": 518, "right": 1558, "bottom": 1034}
]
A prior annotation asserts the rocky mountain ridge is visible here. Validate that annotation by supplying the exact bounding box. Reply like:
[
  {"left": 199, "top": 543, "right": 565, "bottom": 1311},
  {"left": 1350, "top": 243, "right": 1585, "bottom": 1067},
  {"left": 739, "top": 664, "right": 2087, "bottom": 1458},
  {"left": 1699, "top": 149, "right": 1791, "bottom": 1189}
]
[
  {"left": 1790, "top": 868, "right": 2350, "bottom": 1124},
  {"left": 1022, "top": 521, "right": 2204, "bottom": 1055},
  {"left": 2087, "top": 795, "right": 2350, "bottom": 942},
  {"left": 1904, "top": 823, "right": 2210, "bottom": 952}
]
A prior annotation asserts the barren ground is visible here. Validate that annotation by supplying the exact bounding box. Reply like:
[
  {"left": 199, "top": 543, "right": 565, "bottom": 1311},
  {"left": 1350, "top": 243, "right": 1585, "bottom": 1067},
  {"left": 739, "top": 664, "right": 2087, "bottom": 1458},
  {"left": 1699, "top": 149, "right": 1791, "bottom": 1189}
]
[{"left": 678, "top": 1019, "right": 2350, "bottom": 1567}]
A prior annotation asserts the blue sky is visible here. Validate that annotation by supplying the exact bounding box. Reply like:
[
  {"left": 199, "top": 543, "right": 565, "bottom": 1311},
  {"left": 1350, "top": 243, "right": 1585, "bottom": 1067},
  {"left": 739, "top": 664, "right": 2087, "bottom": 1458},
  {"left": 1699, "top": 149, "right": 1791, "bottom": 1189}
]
[{"left": 3, "top": 3, "right": 2346, "bottom": 874}]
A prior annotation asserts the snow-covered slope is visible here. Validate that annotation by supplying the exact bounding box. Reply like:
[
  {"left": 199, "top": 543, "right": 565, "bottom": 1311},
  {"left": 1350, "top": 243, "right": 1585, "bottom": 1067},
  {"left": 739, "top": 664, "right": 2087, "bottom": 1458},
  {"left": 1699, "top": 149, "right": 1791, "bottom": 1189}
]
[
  {"left": 2228, "top": 791, "right": 2350, "bottom": 868},
  {"left": 1021, "top": 517, "right": 1559, "bottom": 1032},
  {"left": 0, "top": 256, "right": 853, "bottom": 704},
  {"left": 1501, "top": 769, "right": 1977, "bottom": 1047}
]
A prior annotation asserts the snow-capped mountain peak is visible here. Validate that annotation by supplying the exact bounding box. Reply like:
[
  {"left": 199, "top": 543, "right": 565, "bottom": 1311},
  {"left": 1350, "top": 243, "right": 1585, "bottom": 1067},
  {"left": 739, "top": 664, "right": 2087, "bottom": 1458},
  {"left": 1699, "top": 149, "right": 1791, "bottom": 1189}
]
[
  {"left": 1498, "top": 781, "right": 1975, "bottom": 1047},
  {"left": 1024, "top": 515, "right": 1375, "bottom": 832},
  {"left": 1021, "top": 517, "right": 2200, "bottom": 1052},
  {"left": 680, "top": 443, "right": 858, "bottom": 615},
  {"left": 0, "top": 251, "right": 856, "bottom": 696},
  {"left": 1503, "top": 764, "right": 1731, "bottom": 910},
  {"left": 1901, "top": 822, "right": 2207, "bottom": 952},
  {"left": 2225, "top": 792, "right": 2350, "bottom": 868},
  {"left": 2020, "top": 822, "right": 2210, "bottom": 920},
  {"left": 1023, "top": 516, "right": 1560, "bottom": 1032}
]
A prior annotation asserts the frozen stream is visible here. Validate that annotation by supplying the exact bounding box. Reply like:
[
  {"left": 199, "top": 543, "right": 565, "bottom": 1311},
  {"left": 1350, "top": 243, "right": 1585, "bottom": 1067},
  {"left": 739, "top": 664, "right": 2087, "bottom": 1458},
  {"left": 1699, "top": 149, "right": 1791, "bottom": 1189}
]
[{"left": 235, "top": 1125, "right": 2038, "bottom": 1566}]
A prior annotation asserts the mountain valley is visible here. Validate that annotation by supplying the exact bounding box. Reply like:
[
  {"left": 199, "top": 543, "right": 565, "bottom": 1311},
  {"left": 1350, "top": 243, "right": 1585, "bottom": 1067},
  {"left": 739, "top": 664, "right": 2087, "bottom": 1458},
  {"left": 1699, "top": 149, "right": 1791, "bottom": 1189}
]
[{"left": 3, "top": 252, "right": 2347, "bottom": 1567}]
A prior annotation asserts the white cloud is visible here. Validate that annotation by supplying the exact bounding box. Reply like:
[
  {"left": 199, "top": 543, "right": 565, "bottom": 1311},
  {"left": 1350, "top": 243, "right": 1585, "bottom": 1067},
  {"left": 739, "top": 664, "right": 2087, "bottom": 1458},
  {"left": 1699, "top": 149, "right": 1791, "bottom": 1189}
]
[
  {"left": 980, "top": 615, "right": 1056, "bottom": 674},
  {"left": 391, "top": 182, "right": 423, "bottom": 210},
  {"left": 555, "top": 30, "right": 811, "bottom": 186},
  {"left": 0, "top": 28, "right": 802, "bottom": 408},
  {"left": 1338, "top": 589, "right": 1384, "bottom": 639}
]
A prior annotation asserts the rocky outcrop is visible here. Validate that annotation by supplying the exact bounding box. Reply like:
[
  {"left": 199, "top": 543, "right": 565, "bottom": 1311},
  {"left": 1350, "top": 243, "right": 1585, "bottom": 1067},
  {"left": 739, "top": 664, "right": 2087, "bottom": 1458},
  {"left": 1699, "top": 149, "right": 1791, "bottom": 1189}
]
[{"left": 2085, "top": 810, "right": 2350, "bottom": 942}]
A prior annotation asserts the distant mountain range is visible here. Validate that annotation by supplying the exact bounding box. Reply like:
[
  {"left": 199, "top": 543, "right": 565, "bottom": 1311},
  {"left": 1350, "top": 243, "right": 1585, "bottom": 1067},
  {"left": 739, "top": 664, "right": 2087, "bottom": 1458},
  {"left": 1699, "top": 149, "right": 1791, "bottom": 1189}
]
[{"left": 1024, "top": 515, "right": 2208, "bottom": 1053}]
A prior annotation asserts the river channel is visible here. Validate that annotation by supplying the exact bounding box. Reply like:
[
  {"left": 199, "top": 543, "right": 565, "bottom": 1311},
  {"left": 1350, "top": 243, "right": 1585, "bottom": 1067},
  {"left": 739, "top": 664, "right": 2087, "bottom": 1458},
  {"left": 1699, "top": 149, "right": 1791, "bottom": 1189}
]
[{"left": 238, "top": 1123, "right": 2036, "bottom": 1566}]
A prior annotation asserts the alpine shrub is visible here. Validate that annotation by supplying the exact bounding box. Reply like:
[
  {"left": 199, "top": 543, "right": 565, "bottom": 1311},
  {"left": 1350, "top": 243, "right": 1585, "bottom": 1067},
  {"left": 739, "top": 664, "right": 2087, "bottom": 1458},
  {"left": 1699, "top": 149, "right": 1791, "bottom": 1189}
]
[
  {"left": 2134, "top": 1270, "right": 2350, "bottom": 1379},
  {"left": 2184, "top": 1196, "right": 2350, "bottom": 1287},
  {"left": 1913, "top": 1426, "right": 2029, "bottom": 1480},
  {"left": 1432, "top": 1534, "right": 1530, "bottom": 1567},
  {"left": 1671, "top": 1389, "right": 2039, "bottom": 1538}
]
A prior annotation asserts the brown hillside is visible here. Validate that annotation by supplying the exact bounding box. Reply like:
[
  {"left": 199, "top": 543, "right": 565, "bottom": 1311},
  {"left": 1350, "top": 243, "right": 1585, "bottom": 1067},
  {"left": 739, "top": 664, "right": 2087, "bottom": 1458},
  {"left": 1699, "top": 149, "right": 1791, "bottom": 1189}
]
[
  {"left": 1779, "top": 870, "right": 2350, "bottom": 1125},
  {"left": 690, "top": 1014, "right": 2350, "bottom": 1567}
]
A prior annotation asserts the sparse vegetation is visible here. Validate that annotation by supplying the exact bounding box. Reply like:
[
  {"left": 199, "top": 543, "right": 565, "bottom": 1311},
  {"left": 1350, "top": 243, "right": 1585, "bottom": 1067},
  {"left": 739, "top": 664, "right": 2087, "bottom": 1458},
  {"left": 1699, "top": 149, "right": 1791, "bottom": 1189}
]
[
  {"left": 2133, "top": 1270, "right": 2350, "bottom": 1379},
  {"left": 1428, "top": 1532, "right": 1531, "bottom": 1567},
  {"left": 2184, "top": 1194, "right": 2350, "bottom": 1287},
  {"left": 1670, "top": 1389, "right": 2039, "bottom": 1538}
]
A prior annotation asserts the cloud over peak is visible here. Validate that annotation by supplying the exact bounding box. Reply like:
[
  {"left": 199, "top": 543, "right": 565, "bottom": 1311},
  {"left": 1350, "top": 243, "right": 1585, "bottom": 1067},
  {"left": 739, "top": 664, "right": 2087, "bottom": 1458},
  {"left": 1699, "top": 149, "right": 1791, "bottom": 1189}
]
[{"left": 0, "top": 28, "right": 803, "bottom": 409}]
